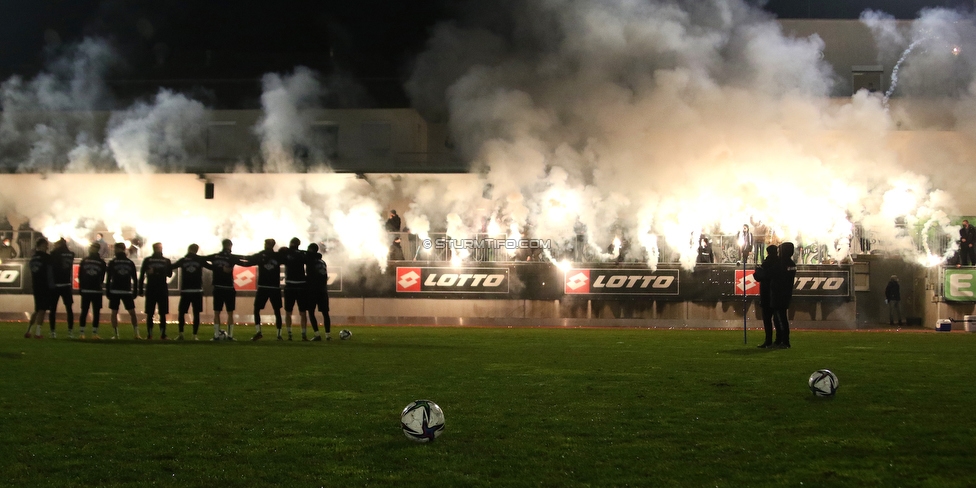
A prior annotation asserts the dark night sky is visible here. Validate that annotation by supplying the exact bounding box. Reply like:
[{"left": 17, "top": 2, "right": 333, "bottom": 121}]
[{"left": 0, "top": 0, "right": 971, "bottom": 108}]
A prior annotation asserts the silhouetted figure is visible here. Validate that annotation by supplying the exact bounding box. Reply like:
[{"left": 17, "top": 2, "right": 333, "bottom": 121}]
[
  {"left": 885, "top": 275, "right": 903, "bottom": 326},
  {"left": 385, "top": 210, "right": 401, "bottom": 232},
  {"left": 960, "top": 220, "right": 976, "bottom": 266},
  {"left": 389, "top": 237, "right": 405, "bottom": 261},
  {"left": 754, "top": 245, "right": 780, "bottom": 348},
  {"left": 50, "top": 238, "right": 75, "bottom": 337},
  {"left": 772, "top": 242, "right": 797, "bottom": 348},
  {"left": 696, "top": 235, "right": 714, "bottom": 264}
]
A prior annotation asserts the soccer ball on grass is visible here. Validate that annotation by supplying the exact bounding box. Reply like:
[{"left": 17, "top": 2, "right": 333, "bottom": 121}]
[
  {"left": 400, "top": 400, "right": 445, "bottom": 442},
  {"left": 339, "top": 329, "right": 352, "bottom": 340},
  {"left": 808, "top": 369, "right": 839, "bottom": 397}
]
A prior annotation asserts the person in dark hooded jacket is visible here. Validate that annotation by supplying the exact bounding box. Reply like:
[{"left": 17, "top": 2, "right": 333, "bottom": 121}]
[
  {"left": 754, "top": 245, "right": 780, "bottom": 348},
  {"left": 772, "top": 242, "right": 797, "bottom": 348},
  {"left": 304, "top": 243, "right": 331, "bottom": 341}
]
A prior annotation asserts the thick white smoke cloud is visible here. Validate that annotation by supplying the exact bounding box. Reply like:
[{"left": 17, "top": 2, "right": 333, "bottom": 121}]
[{"left": 402, "top": 0, "right": 970, "bottom": 268}]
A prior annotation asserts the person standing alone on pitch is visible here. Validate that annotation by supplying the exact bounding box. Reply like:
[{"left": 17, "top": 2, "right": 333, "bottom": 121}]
[
  {"left": 172, "top": 244, "right": 212, "bottom": 340},
  {"left": 26, "top": 238, "right": 55, "bottom": 338},
  {"left": 304, "top": 242, "right": 331, "bottom": 341},
  {"left": 247, "top": 239, "right": 284, "bottom": 341},
  {"left": 885, "top": 275, "right": 903, "bottom": 326},
  {"left": 49, "top": 238, "right": 75, "bottom": 338},
  {"left": 960, "top": 220, "right": 976, "bottom": 266},
  {"left": 206, "top": 239, "right": 247, "bottom": 340},
  {"left": 772, "top": 242, "right": 797, "bottom": 348},
  {"left": 139, "top": 242, "right": 172, "bottom": 340},
  {"left": 754, "top": 244, "right": 780, "bottom": 348},
  {"left": 78, "top": 243, "right": 107, "bottom": 339},
  {"left": 107, "top": 242, "right": 139, "bottom": 339}
]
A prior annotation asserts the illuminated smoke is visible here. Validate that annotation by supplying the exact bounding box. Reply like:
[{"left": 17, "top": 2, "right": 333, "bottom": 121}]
[{"left": 403, "top": 0, "right": 969, "bottom": 268}]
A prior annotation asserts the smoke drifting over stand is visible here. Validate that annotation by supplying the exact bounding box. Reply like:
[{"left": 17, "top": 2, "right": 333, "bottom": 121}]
[{"left": 1, "top": 1, "right": 975, "bottom": 274}]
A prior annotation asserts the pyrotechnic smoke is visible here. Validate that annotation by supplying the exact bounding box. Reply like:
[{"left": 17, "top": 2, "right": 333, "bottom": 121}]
[{"left": 402, "top": 0, "right": 972, "bottom": 268}]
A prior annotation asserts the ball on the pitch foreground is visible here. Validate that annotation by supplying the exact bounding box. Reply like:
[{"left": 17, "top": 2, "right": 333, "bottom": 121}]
[
  {"left": 400, "top": 400, "right": 445, "bottom": 442},
  {"left": 339, "top": 329, "right": 352, "bottom": 340},
  {"left": 808, "top": 369, "right": 839, "bottom": 397}
]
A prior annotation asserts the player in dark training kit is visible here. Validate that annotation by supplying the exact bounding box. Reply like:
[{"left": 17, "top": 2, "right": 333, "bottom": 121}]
[
  {"left": 106, "top": 242, "right": 140, "bottom": 339},
  {"left": 206, "top": 239, "right": 247, "bottom": 340},
  {"left": 26, "top": 238, "right": 55, "bottom": 338},
  {"left": 246, "top": 239, "right": 284, "bottom": 341},
  {"left": 138, "top": 242, "right": 173, "bottom": 340},
  {"left": 304, "top": 243, "right": 331, "bottom": 341},
  {"left": 280, "top": 237, "right": 308, "bottom": 341},
  {"left": 172, "top": 244, "right": 212, "bottom": 340},
  {"left": 78, "top": 243, "right": 107, "bottom": 339},
  {"left": 49, "top": 238, "right": 76, "bottom": 338}
]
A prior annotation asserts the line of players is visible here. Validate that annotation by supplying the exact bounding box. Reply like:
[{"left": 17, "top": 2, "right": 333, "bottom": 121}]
[{"left": 24, "top": 237, "right": 331, "bottom": 341}]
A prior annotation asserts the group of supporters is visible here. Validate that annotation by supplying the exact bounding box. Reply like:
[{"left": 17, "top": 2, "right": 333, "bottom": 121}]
[
  {"left": 753, "top": 242, "right": 797, "bottom": 349},
  {"left": 24, "top": 237, "right": 331, "bottom": 342}
]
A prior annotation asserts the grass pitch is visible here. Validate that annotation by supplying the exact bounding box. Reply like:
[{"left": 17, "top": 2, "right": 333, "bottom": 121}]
[{"left": 1, "top": 324, "right": 975, "bottom": 487}]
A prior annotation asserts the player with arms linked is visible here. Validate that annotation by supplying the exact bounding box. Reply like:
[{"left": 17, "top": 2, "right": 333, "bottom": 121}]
[
  {"left": 138, "top": 243, "right": 173, "bottom": 340},
  {"left": 78, "top": 243, "right": 107, "bottom": 339},
  {"left": 304, "top": 242, "right": 331, "bottom": 341},
  {"left": 49, "top": 238, "right": 75, "bottom": 338},
  {"left": 246, "top": 239, "right": 284, "bottom": 341},
  {"left": 25, "top": 238, "right": 55, "bottom": 338},
  {"left": 107, "top": 242, "right": 140, "bottom": 339},
  {"left": 172, "top": 244, "right": 212, "bottom": 340},
  {"left": 205, "top": 239, "right": 247, "bottom": 340}
]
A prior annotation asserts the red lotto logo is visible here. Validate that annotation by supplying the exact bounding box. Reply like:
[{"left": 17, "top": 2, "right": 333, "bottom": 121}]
[
  {"left": 564, "top": 269, "right": 590, "bottom": 294},
  {"left": 233, "top": 267, "right": 257, "bottom": 291},
  {"left": 396, "top": 267, "right": 422, "bottom": 292},
  {"left": 734, "top": 270, "right": 759, "bottom": 296}
]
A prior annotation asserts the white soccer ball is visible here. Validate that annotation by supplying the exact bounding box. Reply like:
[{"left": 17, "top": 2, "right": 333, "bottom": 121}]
[
  {"left": 217, "top": 330, "right": 228, "bottom": 340},
  {"left": 400, "top": 400, "right": 445, "bottom": 442},
  {"left": 339, "top": 329, "right": 352, "bottom": 340},
  {"left": 808, "top": 369, "right": 839, "bottom": 397}
]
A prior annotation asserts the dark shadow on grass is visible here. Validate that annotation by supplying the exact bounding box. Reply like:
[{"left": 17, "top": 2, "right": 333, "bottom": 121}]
[{"left": 717, "top": 347, "right": 776, "bottom": 356}]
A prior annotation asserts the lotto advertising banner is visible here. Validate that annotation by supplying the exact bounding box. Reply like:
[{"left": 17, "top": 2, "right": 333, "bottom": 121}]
[
  {"left": 396, "top": 267, "right": 510, "bottom": 294},
  {"left": 944, "top": 269, "right": 976, "bottom": 302},
  {"left": 232, "top": 266, "right": 343, "bottom": 293},
  {"left": 564, "top": 268, "right": 679, "bottom": 296},
  {"left": 0, "top": 263, "right": 23, "bottom": 289}
]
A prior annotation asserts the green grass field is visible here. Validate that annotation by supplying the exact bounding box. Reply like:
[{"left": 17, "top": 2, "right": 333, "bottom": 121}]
[{"left": 1, "top": 324, "right": 975, "bottom": 487}]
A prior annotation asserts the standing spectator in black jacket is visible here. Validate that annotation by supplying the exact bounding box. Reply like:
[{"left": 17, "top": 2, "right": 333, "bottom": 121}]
[
  {"left": 754, "top": 245, "right": 780, "bottom": 348},
  {"left": 246, "top": 239, "right": 284, "bottom": 341},
  {"left": 107, "top": 242, "right": 139, "bottom": 339},
  {"left": 696, "top": 235, "right": 714, "bottom": 264},
  {"left": 205, "top": 239, "right": 247, "bottom": 340},
  {"left": 138, "top": 242, "right": 172, "bottom": 340},
  {"left": 95, "top": 233, "right": 110, "bottom": 259},
  {"left": 26, "top": 238, "right": 55, "bottom": 338},
  {"left": 173, "top": 244, "right": 212, "bottom": 340},
  {"left": 304, "top": 243, "right": 330, "bottom": 341},
  {"left": 385, "top": 210, "right": 401, "bottom": 232},
  {"left": 49, "top": 238, "right": 76, "bottom": 337},
  {"left": 960, "top": 220, "right": 976, "bottom": 266},
  {"left": 0, "top": 237, "right": 16, "bottom": 260},
  {"left": 737, "top": 224, "right": 753, "bottom": 264},
  {"left": 78, "top": 244, "right": 106, "bottom": 339},
  {"left": 885, "top": 275, "right": 903, "bottom": 326},
  {"left": 772, "top": 242, "right": 797, "bottom": 348}
]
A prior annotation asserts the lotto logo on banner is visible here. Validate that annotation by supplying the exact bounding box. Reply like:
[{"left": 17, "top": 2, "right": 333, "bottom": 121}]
[
  {"left": 793, "top": 270, "right": 849, "bottom": 297},
  {"left": 565, "top": 269, "right": 679, "bottom": 295},
  {"left": 396, "top": 267, "right": 509, "bottom": 294},
  {"left": 396, "top": 267, "right": 422, "bottom": 292},
  {"left": 0, "top": 263, "right": 23, "bottom": 289},
  {"left": 233, "top": 267, "right": 257, "bottom": 291},
  {"left": 72, "top": 264, "right": 80, "bottom": 290},
  {"left": 734, "top": 270, "right": 759, "bottom": 296},
  {"left": 565, "top": 269, "right": 590, "bottom": 294}
]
